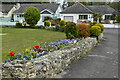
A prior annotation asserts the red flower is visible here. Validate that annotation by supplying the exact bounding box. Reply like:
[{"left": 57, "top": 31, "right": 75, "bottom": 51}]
[
  {"left": 34, "top": 45, "right": 40, "bottom": 49},
  {"left": 9, "top": 51, "right": 15, "bottom": 56},
  {"left": 67, "top": 38, "right": 71, "bottom": 40},
  {"left": 37, "top": 49, "right": 42, "bottom": 52}
]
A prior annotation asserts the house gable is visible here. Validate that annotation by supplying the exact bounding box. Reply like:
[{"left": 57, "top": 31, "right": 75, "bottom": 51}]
[
  {"left": 60, "top": 3, "right": 93, "bottom": 14},
  {"left": 41, "top": 9, "right": 54, "bottom": 14}
]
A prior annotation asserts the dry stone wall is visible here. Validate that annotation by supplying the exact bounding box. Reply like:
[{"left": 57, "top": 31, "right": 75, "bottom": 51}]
[{"left": 2, "top": 37, "right": 98, "bottom": 78}]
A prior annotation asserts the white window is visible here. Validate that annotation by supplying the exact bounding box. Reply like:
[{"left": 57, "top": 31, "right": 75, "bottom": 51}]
[{"left": 64, "top": 16, "right": 73, "bottom": 22}]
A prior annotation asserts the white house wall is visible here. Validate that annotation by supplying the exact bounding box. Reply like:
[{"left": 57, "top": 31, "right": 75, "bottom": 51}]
[
  {"left": 13, "top": 14, "right": 25, "bottom": 23},
  {"left": 55, "top": 5, "right": 62, "bottom": 18},
  {"left": 0, "top": 12, "right": 3, "bottom": 17},
  {"left": 60, "top": 13, "right": 93, "bottom": 23},
  {"left": 102, "top": 14, "right": 113, "bottom": 23}
]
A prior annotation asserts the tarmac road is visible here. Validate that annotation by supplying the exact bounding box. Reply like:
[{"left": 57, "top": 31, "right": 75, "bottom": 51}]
[{"left": 57, "top": 29, "right": 119, "bottom": 78}]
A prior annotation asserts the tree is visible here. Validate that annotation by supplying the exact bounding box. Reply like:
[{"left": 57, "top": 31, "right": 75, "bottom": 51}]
[
  {"left": 116, "top": 12, "right": 120, "bottom": 22},
  {"left": 93, "top": 13, "right": 102, "bottom": 23},
  {"left": 24, "top": 7, "right": 40, "bottom": 26}
]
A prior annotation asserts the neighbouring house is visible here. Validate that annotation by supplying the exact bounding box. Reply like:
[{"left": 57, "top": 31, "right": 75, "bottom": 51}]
[
  {"left": 87, "top": 5, "right": 116, "bottom": 23},
  {"left": 60, "top": 3, "right": 93, "bottom": 24},
  {"left": 60, "top": 3, "right": 116, "bottom": 24},
  {"left": 12, "top": 3, "right": 63, "bottom": 25},
  {"left": 0, "top": 4, "right": 15, "bottom": 22}
]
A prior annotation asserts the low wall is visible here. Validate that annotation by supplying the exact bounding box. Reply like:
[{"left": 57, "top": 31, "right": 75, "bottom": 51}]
[
  {"left": 2, "top": 37, "right": 98, "bottom": 78},
  {"left": 103, "top": 23, "right": 120, "bottom": 28}
]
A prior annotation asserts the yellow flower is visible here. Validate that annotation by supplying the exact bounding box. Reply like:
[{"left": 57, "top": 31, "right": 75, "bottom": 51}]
[{"left": 25, "top": 49, "right": 30, "bottom": 53}]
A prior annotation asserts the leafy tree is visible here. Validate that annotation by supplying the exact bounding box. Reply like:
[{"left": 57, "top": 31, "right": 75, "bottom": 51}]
[
  {"left": 116, "top": 12, "right": 120, "bottom": 22},
  {"left": 24, "top": 7, "right": 40, "bottom": 26},
  {"left": 93, "top": 13, "right": 102, "bottom": 23}
]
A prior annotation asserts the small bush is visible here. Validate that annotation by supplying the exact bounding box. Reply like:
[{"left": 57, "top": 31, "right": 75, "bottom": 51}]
[
  {"left": 44, "top": 21, "right": 51, "bottom": 27},
  {"left": 31, "top": 26, "right": 39, "bottom": 29},
  {"left": 39, "top": 25, "right": 45, "bottom": 29},
  {"left": 65, "top": 22, "right": 77, "bottom": 38},
  {"left": 95, "top": 23, "right": 104, "bottom": 33},
  {"left": 90, "top": 26, "right": 101, "bottom": 37},
  {"left": 16, "top": 22, "right": 22, "bottom": 28},
  {"left": 66, "top": 33, "right": 75, "bottom": 39},
  {"left": 60, "top": 20, "right": 66, "bottom": 27},
  {"left": 50, "top": 19, "right": 60, "bottom": 26},
  {"left": 77, "top": 23, "right": 90, "bottom": 38},
  {"left": 55, "top": 24, "right": 60, "bottom": 31}
]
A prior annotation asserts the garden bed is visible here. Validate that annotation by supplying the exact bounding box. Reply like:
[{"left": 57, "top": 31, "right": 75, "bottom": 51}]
[{"left": 2, "top": 37, "right": 99, "bottom": 78}]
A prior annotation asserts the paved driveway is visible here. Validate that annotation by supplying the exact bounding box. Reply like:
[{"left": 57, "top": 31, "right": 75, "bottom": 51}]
[{"left": 57, "top": 29, "right": 119, "bottom": 78}]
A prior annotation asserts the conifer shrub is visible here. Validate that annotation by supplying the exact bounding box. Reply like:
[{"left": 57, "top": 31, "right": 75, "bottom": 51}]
[{"left": 65, "top": 22, "right": 77, "bottom": 38}]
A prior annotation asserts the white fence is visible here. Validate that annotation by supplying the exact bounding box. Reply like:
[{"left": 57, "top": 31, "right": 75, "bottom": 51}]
[
  {"left": 0, "top": 22, "right": 16, "bottom": 26},
  {"left": 0, "top": 22, "right": 44, "bottom": 26},
  {"left": 103, "top": 23, "right": 120, "bottom": 28}
]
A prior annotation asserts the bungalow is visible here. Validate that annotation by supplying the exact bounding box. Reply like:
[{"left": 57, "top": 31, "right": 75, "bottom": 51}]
[
  {"left": 87, "top": 5, "right": 116, "bottom": 23},
  {"left": 60, "top": 3, "right": 116, "bottom": 24},
  {"left": 12, "top": 3, "right": 63, "bottom": 25}
]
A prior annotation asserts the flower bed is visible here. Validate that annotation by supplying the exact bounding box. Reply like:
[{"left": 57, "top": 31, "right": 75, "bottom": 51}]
[
  {"left": 2, "top": 37, "right": 98, "bottom": 78},
  {"left": 4, "top": 38, "right": 81, "bottom": 63}
]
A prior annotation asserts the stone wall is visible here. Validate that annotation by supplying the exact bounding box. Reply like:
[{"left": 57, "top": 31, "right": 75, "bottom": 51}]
[{"left": 2, "top": 37, "right": 98, "bottom": 78}]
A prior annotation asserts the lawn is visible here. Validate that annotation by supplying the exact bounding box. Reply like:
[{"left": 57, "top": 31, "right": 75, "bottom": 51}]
[{"left": 1, "top": 27, "right": 66, "bottom": 61}]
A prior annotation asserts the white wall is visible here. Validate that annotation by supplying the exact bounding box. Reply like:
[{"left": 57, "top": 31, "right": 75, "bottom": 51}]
[
  {"left": 55, "top": 5, "right": 62, "bottom": 18},
  {"left": 13, "top": 13, "right": 25, "bottom": 23},
  {"left": 60, "top": 13, "right": 93, "bottom": 23},
  {"left": 102, "top": 14, "right": 113, "bottom": 23},
  {"left": 0, "top": 12, "right": 3, "bottom": 17}
]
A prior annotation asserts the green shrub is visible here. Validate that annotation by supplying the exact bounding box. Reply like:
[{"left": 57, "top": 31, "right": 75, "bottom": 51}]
[
  {"left": 95, "top": 23, "right": 104, "bottom": 33},
  {"left": 60, "top": 20, "right": 66, "bottom": 27},
  {"left": 31, "top": 26, "right": 39, "bottom": 29},
  {"left": 77, "top": 23, "right": 90, "bottom": 38},
  {"left": 116, "top": 13, "right": 120, "bottom": 22},
  {"left": 50, "top": 19, "right": 60, "bottom": 26},
  {"left": 24, "top": 7, "right": 40, "bottom": 26},
  {"left": 16, "top": 22, "right": 22, "bottom": 28},
  {"left": 66, "top": 33, "right": 75, "bottom": 39},
  {"left": 44, "top": 21, "right": 51, "bottom": 27},
  {"left": 55, "top": 24, "right": 60, "bottom": 31},
  {"left": 90, "top": 26, "right": 101, "bottom": 37},
  {"left": 65, "top": 22, "right": 77, "bottom": 38}
]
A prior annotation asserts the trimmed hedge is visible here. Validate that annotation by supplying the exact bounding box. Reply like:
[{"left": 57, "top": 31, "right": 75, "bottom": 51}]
[
  {"left": 90, "top": 26, "right": 101, "bottom": 37},
  {"left": 95, "top": 23, "right": 104, "bottom": 33}
]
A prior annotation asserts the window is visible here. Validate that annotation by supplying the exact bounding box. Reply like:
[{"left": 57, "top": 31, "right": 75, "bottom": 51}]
[
  {"left": 105, "top": 15, "right": 112, "bottom": 20},
  {"left": 17, "top": 14, "right": 24, "bottom": 17},
  {"left": 20, "top": 14, "right": 24, "bottom": 17},
  {"left": 79, "top": 15, "right": 88, "bottom": 19},
  {"left": 64, "top": 16, "right": 73, "bottom": 22}
]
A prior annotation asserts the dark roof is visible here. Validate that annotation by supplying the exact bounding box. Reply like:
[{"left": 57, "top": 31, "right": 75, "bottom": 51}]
[
  {"left": 87, "top": 5, "right": 116, "bottom": 14},
  {"left": 1, "top": 0, "right": 44, "bottom": 2},
  {"left": 60, "top": 3, "right": 93, "bottom": 14},
  {"left": 1, "top": 4, "right": 15, "bottom": 13},
  {"left": 14, "top": 3, "right": 59, "bottom": 13}
]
